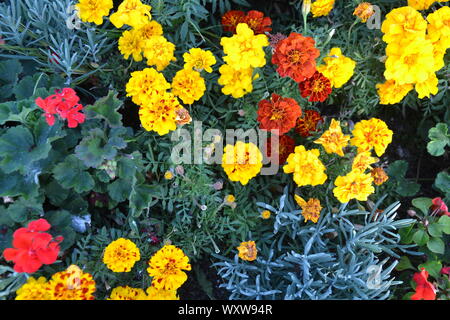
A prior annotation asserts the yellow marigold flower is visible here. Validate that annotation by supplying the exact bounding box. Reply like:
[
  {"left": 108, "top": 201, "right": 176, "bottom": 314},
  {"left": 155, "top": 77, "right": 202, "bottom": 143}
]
[
  {"left": 164, "top": 171, "right": 174, "bottom": 180},
  {"left": 147, "top": 245, "right": 192, "bottom": 291},
  {"left": 376, "top": 80, "right": 413, "bottom": 105},
  {"left": 294, "top": 195, "right": 322, "bottom": 223},
  {"left": 333, "top": 170, "right": 375, "bottom": 203},
  {"left": 427, "top": 6, "right": 450, "bottom": 49},
  {"left": 384, "top": 38, "right": 435, "bottom": 85},
  {"left": 136, "top": 20, "right": 164, "bottom": 40},
  {"left": 415, "top": 72, "right": 439, "bottom": 99},
  {"left": 317, "top": 47, "right": 356, "bottom": 88},
  {"left": 237, "top": 241, "right": 257, "bottom": 261},
  {"left": 118, "top": 29, "right": 145, "bottom": 62},
  {"left": 353, "top": 2, "right": 375, "bottom": 23},
  {"left": 15, "top": 277, "right": 50, "bottom": 300},
  {"left": 139, "top": 91, "right": 182, "bottom": 136},
  {"left": 381, "top": 6, "right": 427, "bottom": 43},
  {"left": 351, "top": 151, "right": 378, "bottom": 173},
  {"left": 226, "top": 194, "right": 236, "bottom": 203},
  {"left": 146, "top": 286, "right": 179, "bottom": 300},
  {"left": 108, "top": 286, "right": 147, "bottom": 300},
  {"left": 221, "top": 141, "right": 263, "bottom": 185},
  {"left": 408, "top": 0, "right": 440, "bottom": 11},
  {"left": 75, "top": 0, "right": 113, "bottom": 25},
  {"left": 103, "top": 238, "right": 141, "bottom": 272},
  {"left": 143, "top": 36, "right": 176, "bottom": 71},
  {"left": 350, "top": 118, "right": 393, "bottom": 157},
  {"left": 431, "top": 40, "right": 447, "bottom": 72},
  {"left": 47, "top": 266, "right": 96, "bottom": 300},
  {"left": 109, "top": 0, "right": 152, "bottom": 29},
  {"left": 183, "top": 48, "right": 217, "bottom": 73},
  {"left": 171, "top": 68, "right": 206, "bottom": 105},
  {"left": 371, "top": 167, "right": 389, "bottom": 186},
  {"left": 283, "top": 145, "right": 327, "bottom": 187},
  {"left": 311, "top": 0, "right": 335, "bottom": 18},
  {"left": 218, "top": 64, "right": 255, "bottom": 98},
  {"left": 126, "top": 68, "right": 171, "bottom": 106},
  {"left": 221, "top": 23, "right": 269, "bottom": 70},
  {"left": 314, "top": 119, "right": 350, "bottom": 157},
  {"left": 261, "top": 210, "right": 271, "bottom": 219}
]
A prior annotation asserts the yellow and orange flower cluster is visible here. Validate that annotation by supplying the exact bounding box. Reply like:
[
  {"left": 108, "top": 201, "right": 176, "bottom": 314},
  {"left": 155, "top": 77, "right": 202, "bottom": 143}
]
[
  {"left": 378, "top": 5, "right": 450, "bottom": 104},
  {"left": 237, "top": 241, "right": 258, "bottom": 261},
  {"left": 218, "top": 23, "right": 269, "bottom": 98},
  {"left": 103, "top": 238, "right": 141, "bottom": 272},
  {"left": 15, "top": 265, "right": 96, "bottom": 300},
  {"left": 221, "top": 141, "right": 263, "bottom": 185},
  {"left": 283, "top": 145, "right": 327, "bottom": 187},
  {"left": 294, "top": 195, "right": 323, "bottom": 223}
]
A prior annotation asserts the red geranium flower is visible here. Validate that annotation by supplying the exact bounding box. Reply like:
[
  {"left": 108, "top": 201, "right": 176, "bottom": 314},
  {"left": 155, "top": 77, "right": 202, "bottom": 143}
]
[
  {"left": 295, "top": 110, "right": 323, "bottom": 137},
  {"left": 3, "top": 219, "right": 63, "bottom": 273},
  {"left": 411, "top": 268, "right": 436, "bottom": 300},
  {"left": 299, "top": 71, "right": 332, "bottom": 102},
  {"left": 257, "top": 93, "right": 302, "bottom": 135},
  {"left": 272, "top": 32, "right": 320, "bottom": 83},
  {"left": 430, "top": 197, "right": 450, "bottom": 217},
  {"left": 35, "top": 88, "right": 85, "bottom": 128},
  {"left": 221, "top": 10, "right": 245, "bottom": 34},
  {"left": 243, "top": 10, "right": 272, "bottom": 34},
  {"left": 441, "top": 267, "right": 450, "bottom": 276},
  {"left": 264, "top": 135, "right": 295, "bottom": 165}
]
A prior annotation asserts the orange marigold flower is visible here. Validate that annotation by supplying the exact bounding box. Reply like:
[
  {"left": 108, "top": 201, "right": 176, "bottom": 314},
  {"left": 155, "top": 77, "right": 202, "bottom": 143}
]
[
  {"left": 411, "top": 268, "right": 436, "bottom": 300},
  {"left": 298, "top": 71, "right": 332, "bottom": 102},
  {"left": 371, "top": 167, "right": 389, "bottom": 186},
  {"left": 295, "top": 110, "right": 323, "bottom": 137},
  {"left": 272, "top": 32, "right": 320, "bottom": 83},
  {"left": 314, "top": 119, "right": 350, "bottom": 157},
  {"left": 243, "top": 10, "right": 272, "bottom": 34},
  {"left": 257, "top": 93, "right": 302, "bottom": 135},
  {"left": 221, "top": 10, "right": 245, "bottom": 34},
  {"left": 353, "top": 2, "right": 375, "bottom": 23},
  {"left": 294, "top": 195, "right": 322, "bottom": 223},
  {"left": 237, "top": 241, "right": 257, "bottom": 261},
  {"left": 264, "top": 135, "right": 296, "bottom": 165}
]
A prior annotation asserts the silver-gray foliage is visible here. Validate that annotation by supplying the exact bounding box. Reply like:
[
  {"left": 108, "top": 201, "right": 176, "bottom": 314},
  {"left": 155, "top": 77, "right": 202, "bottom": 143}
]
[
  {"left": 213, "top": 187, "right": 418, "bottom": 300},
  {"left": 0, "top": 0, "right": 114, "bottom": 85}
]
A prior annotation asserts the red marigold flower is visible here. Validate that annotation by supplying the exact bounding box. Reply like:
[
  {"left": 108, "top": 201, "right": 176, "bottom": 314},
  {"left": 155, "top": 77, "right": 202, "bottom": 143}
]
[
  {"left": 431, "top": 197, "right": 450, "bottom": 217},
  {"left": 221, "top": 10, "right": 245, "bottom": 34},
  {"left": 298, "top": 71, "right": 332, "bottom": 102},
  {"left": 35, "top": 88, "right": 85, "bottom": 128},
  {"left": 264, "top": 135, "right": 296, "bottom": 165},
  {"left": 243, "top": 10, "right": 272, "bottom": 34},
  {"left": 411, "top": 268, "right": 436, "bottom": 300},
  {"left": 295, "top": 110, "right": 323, "bottom": 137},
  {"left": 272, "top": 32, "right": 320, "bottom": 83},
  {"left": 3, "top": 219, "right": 63, "bottom": 273},
  {"left": 257, "top": 93, "right": 302, "bottom": 135}
]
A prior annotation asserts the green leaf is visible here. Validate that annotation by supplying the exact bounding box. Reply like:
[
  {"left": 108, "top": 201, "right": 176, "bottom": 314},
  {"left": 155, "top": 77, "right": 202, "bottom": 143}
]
[
  {"left": 396, "top": 256, "right": 415, "bottom": 271},
  {"left": 399, "top": 223, "right": 416, "bottom": 244},
  {"left": 84, "top": 91, "right": 123, "bottom": 127},
  {"left": 0, "top": 59, "right": 22, "bottom": 100},
  {"left": 396, "top": 180, "right": 420, "bottom": 197},
  {"left": 52, "top": 155, "right": 95, "bottom": 193},
  {"left": 412, "top": 197, "right": 432, "bottom": 214},
  {"left": 427, "top": 237, "right": 445, "bottom": 255},
  {"left": 418, "top": 260, "right": 442, "bottom": 279},
  {"left": 428, "top": 223, "right": 443, "bottom": 237},
  {"left": 427, "top": 123, "right": 450, "bottom": 157},
  {"left": 0, "top": 100, "right": 36, "bottom": 125},
  {"left": 107, "top": 179, "right": 132, "bottom": 203},
  {"left": 434, "top": 171, "right": 450, "bottom": 195},
  {"left": 438, "top": 215, "right": 450, "bottom": 234},
  {"left": 387, "top": 160, "right": 408, "bottom": 180},
  {"left": 412, "top": 229, "right": 429, "bottom": 246},
  {"left": 6, "top": 198, "right": 44, "bottom": 224},
  {"left": 74, "top": 128, "right": 127, "bottom": 168}
]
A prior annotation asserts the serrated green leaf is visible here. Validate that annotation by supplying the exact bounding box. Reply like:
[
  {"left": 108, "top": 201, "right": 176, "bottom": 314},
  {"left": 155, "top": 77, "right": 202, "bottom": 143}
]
[
  {"left": 0, "top": 100, "right": 36, "bottom": 125},
  {"left": 412, "top": 197, "right": 432, "bottom": 215},
  {"left": 427, "top": 123, "right": 449, "bottom": 157},
  {"left": 412, "top": 229, "right": 429, "bottom": 246},
  {"left": 53, "top": 155, "right": 95, "bottom": 193},
  {"left": 434, "top": 171, "right": 450, "bottom": 195},
  {"left": 6, "top": 198, "right": 44, "bottom": 224},
  {"left": 396, "top": 180, "right": 420, "bottom": 197},
  {"left": 387, "top": 160, "right": 408, "bottom": 180},
  {"left": 427, "top": 237, "right": 445, "bottom": 254},
  {"left": 107, "top": 179, "right": 132, "bottom": 203},
  {"left": 84, "top": 91, "right": 123, "bottom": 127}
]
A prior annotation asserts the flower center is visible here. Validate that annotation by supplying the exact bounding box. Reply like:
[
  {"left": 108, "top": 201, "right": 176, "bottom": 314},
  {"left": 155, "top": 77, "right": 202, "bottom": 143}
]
[{"left": 288, "top": 49, "right": 304, "bottom": 64}]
